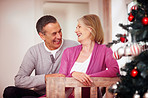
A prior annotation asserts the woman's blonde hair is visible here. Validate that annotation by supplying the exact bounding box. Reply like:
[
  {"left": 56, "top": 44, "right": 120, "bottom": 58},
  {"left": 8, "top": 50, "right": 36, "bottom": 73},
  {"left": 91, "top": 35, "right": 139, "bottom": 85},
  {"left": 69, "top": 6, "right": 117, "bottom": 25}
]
[{"left": 79, "top": 14, "right": 104, "bottom": 44}]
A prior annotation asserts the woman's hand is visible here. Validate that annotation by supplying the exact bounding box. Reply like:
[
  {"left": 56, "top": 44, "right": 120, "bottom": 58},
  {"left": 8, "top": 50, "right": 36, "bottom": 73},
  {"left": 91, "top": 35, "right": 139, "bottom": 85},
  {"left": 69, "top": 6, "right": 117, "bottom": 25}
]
[{"left": 71, "top": 72, "right": 93, "bottom": 86}]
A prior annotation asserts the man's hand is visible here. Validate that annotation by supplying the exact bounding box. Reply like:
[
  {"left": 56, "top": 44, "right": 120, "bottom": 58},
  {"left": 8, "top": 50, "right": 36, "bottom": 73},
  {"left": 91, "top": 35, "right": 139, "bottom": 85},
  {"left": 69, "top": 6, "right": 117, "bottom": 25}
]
[{"left": 71, "top": 72, "right": 93, "bottom": 86}]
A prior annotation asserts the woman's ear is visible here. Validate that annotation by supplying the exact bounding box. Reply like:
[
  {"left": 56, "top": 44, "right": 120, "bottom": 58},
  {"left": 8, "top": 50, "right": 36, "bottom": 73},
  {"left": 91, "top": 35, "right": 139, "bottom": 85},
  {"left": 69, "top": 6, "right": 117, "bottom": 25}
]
[
  {"left": 39, "top": 32, "right": 45, "bottom": 40},
  {"left": 87, "top": 27, "right": 92, "bottom": 33}
]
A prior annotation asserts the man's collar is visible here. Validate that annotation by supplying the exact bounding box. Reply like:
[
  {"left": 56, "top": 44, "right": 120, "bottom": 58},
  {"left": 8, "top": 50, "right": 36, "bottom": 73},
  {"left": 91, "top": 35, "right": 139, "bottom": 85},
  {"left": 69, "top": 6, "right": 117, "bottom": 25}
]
[{"left": 44, "top": 39, "right": 63, "bottom": 53}]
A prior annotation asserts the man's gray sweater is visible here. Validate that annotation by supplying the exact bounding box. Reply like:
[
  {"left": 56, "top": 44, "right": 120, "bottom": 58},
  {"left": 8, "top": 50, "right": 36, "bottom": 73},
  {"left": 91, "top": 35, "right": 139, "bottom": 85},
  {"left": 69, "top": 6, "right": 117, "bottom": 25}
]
[{"left": 15, "top": 39, "right": 78, "bottom": 95}]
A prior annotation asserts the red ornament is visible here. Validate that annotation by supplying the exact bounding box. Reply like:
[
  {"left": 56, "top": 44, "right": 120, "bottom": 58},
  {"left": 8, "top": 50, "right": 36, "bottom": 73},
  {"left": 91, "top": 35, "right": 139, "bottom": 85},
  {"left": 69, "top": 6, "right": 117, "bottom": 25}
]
[
  {"left": 131, "top": 69, "right": 138, "bottom": 77},
  {"left": 120, "top": 35, "right": 128, "bottom": 43},
  {"left": 130, "top": 43, "right": 142, "bottom": 56},
  {"left": 131, "top": 5, "right": 137, "bottom": 11},
  {"left": 113, "top": 51, "right": 122, "bottom": 60},
  {"left": 142, "top": 17, "right": 148, "bottom": 25},
  {"left": 113, "top": 47, "right": 124, "bottom": 60},
  {"left": 128, "top": 14, "right": 134, "bottom": 22}
]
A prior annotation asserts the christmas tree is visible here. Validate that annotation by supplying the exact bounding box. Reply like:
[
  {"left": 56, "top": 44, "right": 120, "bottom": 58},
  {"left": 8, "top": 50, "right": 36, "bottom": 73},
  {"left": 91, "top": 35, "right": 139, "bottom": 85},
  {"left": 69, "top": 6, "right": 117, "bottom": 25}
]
[{"left": 108, "top": 0, "right": 148, "bottom": 98}]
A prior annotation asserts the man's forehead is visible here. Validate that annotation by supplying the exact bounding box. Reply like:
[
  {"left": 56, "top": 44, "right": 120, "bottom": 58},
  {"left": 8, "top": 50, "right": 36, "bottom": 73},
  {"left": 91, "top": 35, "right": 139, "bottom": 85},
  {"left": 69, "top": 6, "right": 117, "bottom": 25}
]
[
  {"left": 45, "top": 22, "right": 61, "bottom": 29},
  {"left": 44, "top": 23, "right": 61, "bottom": 34}
]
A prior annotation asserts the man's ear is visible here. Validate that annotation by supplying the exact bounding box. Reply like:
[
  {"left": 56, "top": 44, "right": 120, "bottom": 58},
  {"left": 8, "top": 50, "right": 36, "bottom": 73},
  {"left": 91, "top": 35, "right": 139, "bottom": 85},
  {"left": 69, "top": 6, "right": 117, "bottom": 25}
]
[{"left": 39, "top": 32, "right": 45, "bottom": 40}]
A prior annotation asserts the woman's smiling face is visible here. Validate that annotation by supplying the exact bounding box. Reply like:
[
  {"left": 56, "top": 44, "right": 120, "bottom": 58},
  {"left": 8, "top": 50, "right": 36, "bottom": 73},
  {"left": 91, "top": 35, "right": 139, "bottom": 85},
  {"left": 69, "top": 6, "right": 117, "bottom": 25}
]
[{"left": 75, "top": 20, "right": 92, "bottom": 43}]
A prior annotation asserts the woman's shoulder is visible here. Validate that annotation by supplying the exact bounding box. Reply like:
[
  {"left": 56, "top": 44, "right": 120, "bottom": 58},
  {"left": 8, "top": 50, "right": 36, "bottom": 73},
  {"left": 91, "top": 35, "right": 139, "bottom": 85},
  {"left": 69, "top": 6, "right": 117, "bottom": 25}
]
[
  {"left": 96, "top": 43, "right": 110, "bottom": 49},
  {"left": 95, "top": 43, "right": 113, "bottom": 52},
  {"left": 63, "top": 45, "right": 81, "bottom": 55}
]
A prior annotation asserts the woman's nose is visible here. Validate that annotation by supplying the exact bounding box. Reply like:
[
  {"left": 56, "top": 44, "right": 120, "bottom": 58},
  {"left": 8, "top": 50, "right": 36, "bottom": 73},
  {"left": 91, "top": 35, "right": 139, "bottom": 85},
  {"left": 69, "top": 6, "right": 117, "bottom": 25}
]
[{"left": 75, "top": 28, "right": 78, "bottom": 34}]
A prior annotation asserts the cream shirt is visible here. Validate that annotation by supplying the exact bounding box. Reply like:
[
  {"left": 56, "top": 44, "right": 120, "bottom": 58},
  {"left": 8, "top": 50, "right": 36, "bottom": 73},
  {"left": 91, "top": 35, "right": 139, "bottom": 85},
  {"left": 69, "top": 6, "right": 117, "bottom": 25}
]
[
  {"left": 44, "top": 39, "right": 63, "bottom": 58},
  {"left": 70, "top": 53, "right": 92, "bottom": 73}
]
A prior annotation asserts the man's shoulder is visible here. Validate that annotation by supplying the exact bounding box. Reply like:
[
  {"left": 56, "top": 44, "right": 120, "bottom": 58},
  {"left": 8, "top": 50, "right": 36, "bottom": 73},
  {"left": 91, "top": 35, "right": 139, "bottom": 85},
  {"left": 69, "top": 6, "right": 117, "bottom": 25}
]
[
  {"left": 63, "top": 39, "right": 79, "bottom": 47},
  {"left": 64, "top": 44, "right": 81, "bottom": 52},
  {"left": 28, "top": 42, "right": 44, "bottom": 51},
  {"left": 63, "top": 39, "right": 78, "bottom": 44}
]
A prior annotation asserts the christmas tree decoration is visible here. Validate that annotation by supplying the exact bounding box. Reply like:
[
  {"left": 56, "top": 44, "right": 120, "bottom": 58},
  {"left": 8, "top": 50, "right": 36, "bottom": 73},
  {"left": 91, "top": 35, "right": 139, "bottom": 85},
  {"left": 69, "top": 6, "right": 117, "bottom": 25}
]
[
  {"left": 113, "top": 51, "right": 122, "bottom": 60},
  {"left": 120, "top": 35, "right": 128, "bottom": 43},
  {"left": 141, "top": 43, "right": 148, "bottom": 51},
  {"left": 118, "top": 47, "right": 125, "bottom": 56},
  {"left": 109, "top": 82, "right": 119, "bottom": 97},
  {"left": 109, "top": 50, "right": 148, "bottom": 98},
  {"left": 130, "top": 43, "right": 142, "bottom": 56},
  {"left": 113, "top": 44, "right": 142, "bottom": 60},
  {"left": 113, "top": 47, "right": 124, "bottom": 60},
  {"left": 131, "top": 68, "right": 138, "bottom": 77},
  {"left": 106, "top": 33, "right": 129, "bottom": 47},
  {"left": 128, "top": 14, "right": 134, "bottom": 22},
  {"left": 131, "top": 5, "right": 137, "bottom": 11},
  {"left": 112, "top": 83, "right": 118, "bottom": 90},
  {"left": 142, "top": 17, "right": 148, "bottom": 25},
  {"left": 143, "top": 91, "right": 148, "bottom": 98},
  {"left": 124, "top": 46, "right": 132, "bottom": 56},
  {"left": 108, "top": 0, "right": 148, "bottom": 97},
  {"left": 133, "top": 91, "right": 140, "bottom": 98}
]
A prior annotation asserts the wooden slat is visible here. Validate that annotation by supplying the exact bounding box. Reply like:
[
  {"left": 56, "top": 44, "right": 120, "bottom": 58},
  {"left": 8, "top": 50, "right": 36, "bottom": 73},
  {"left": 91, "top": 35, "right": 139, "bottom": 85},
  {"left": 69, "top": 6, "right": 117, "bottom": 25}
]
[
  {"left": 46, "top": 77, "right": 55, "bottom": 98},
  {"left": 57, "top": 77, "right": 65, "bottom": 98},
  {"left": 90, "top": 87, "right": 97, "bottom": 98},
  {"left": 46, "top": 77, "right": 120, "bottom": 98},
  {"left": 46, "top": 77, "right": 65, "bottom": 98},
  {"left": 65, "top": 77, "right": 120, "bottom": 87},
  {"left": 74, "top": 87, "right": 82, "bottom": 98}
]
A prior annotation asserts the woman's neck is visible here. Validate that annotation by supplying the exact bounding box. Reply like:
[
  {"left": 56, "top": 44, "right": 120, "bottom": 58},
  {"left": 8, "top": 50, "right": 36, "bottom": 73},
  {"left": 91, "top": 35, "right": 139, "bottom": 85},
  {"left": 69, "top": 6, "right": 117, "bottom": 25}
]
[{"left": 81, "top": 40, "right": 95, "bottom": 53}]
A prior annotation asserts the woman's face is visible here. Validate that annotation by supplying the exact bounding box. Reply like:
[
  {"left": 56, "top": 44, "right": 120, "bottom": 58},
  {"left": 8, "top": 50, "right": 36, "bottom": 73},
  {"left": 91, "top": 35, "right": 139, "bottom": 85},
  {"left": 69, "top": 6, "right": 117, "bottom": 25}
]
[{"left": 75, "top": 20, "right": 92, "bottom": 43}]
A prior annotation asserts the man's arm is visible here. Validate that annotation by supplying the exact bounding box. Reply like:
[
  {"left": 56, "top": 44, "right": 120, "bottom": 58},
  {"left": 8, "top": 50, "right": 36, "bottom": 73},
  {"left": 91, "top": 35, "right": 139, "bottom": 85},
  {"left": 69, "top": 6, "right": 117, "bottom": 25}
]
[{"left": 15, "top": 48, "right": 45, "bottom": 89}]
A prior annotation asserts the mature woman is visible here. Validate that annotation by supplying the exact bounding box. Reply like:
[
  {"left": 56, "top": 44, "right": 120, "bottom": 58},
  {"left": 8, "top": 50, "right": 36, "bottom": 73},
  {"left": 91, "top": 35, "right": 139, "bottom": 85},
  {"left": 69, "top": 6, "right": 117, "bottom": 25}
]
[{"left": 59, "top": 14, "right": 120, "bottom": 98}]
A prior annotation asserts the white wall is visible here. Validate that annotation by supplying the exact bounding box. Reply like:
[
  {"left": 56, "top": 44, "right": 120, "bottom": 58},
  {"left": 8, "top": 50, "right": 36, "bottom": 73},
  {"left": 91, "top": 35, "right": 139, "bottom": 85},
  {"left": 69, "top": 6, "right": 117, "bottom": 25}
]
[
  {"left": 0, "top": 0, "right": 130, "bottom": 97},
  {"left": 43, "top": 2, "right": 89, "bottom": 41},
  {"left": 111, "top": 0, "right": 132, "bottom": 69},
  {"left": 0, "top": 0, "right": 36, "bottom": 97}
]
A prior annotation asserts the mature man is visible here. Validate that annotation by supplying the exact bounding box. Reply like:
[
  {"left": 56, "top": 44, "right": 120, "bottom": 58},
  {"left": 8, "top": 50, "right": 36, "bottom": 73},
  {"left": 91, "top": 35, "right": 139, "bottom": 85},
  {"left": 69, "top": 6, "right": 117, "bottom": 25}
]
[{"left": 3, "top": 15, "right": 78, "bottom": 98}]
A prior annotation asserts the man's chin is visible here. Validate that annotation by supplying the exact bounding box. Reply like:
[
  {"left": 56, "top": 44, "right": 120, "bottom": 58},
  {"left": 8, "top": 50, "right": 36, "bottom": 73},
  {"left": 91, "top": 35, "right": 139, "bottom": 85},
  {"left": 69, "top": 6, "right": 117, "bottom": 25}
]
[{"left": 55, "top": 43, "right": 62, "bottom": 48}]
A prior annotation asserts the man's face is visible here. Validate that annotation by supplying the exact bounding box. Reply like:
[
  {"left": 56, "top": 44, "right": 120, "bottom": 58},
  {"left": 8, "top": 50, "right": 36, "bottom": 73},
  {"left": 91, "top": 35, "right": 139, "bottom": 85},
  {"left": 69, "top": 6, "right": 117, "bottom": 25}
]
[{"left": 39, "top": 22, "right": 62, "bottom": 50}]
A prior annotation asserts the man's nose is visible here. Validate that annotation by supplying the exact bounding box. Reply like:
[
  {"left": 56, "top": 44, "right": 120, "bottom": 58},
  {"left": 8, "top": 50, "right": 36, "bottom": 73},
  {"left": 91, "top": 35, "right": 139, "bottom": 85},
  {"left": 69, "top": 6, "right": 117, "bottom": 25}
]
[{"left": 56, "top": 33, "right": 61, "bottom": 38}]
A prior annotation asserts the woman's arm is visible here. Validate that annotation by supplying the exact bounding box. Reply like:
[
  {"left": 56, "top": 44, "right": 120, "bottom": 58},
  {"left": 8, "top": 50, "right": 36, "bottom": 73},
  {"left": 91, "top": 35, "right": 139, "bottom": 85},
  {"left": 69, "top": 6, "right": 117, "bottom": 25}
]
[
  {"left": 89, "top": 47, "right": 120, "bottom": 77},
  {"left": 71, "top": 72, "right": 93, "bottom": 86},
  {"left": 59, "top": 49, "right": 69, "bottom": 76}
]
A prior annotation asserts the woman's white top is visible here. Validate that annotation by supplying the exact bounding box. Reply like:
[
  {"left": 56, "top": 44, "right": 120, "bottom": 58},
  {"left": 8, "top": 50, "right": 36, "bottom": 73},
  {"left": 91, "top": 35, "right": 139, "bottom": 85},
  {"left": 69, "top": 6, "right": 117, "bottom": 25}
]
[{"left": 70, "top": 53, "right": 92, "bottom": 73}]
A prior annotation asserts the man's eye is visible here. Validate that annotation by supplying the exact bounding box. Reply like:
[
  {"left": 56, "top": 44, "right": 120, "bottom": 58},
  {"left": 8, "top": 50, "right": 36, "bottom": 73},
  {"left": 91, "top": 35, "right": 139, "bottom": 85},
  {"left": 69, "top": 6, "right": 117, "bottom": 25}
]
[
  {"left": 59, "top": 30, "right": 62, "bottom": 33},
  {"left": 52, "top": 32, "right": 56, "bottom": 35}
]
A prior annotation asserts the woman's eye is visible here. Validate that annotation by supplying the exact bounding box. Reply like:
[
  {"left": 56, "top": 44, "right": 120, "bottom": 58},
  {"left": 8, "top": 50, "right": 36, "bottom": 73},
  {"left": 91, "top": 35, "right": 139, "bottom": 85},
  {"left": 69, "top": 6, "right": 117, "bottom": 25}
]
[{"left": 77, "top": 26, "right": 81, "bottom": 28}]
